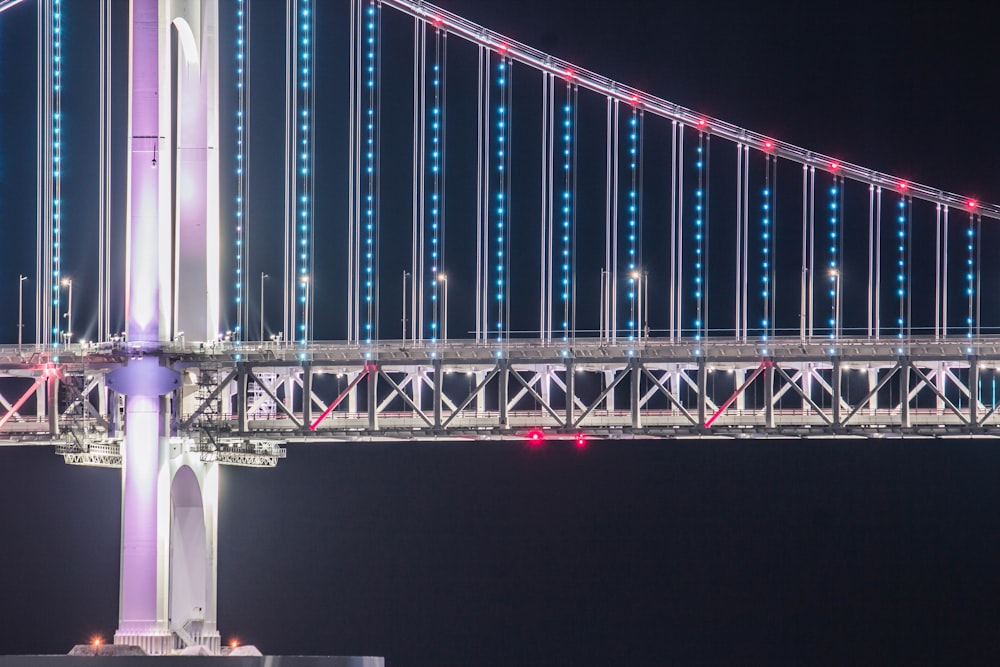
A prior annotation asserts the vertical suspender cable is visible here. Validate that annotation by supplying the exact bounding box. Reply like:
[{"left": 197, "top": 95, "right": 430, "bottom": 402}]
[
  {"left": 604, "top": 97, "right": 612, "bottom": 342},
  {"left": 668, "top": 121, "right": 676, "bottom": 342},
  {"left": 98, "top": 0, "right": 107, "bottom": 342},
  {"left": 50, "top": 0, "right": 61, "bottom": 344},
  {"left": 934, "top": 203, "right": 941, "bottom": 340},
  {"left": 234, "top": 0, "right": 248, "bottom": 340},
  {"left": 538, "top": 73, "right": 549, "bottom": 342},
  {"left": 942, "top": 205, "right": 948, "bottom": 337},
  {"left": 410, "top": 19, "right": 420, "bottom": 343},
  {"left": 734, "top": 144, "right": 742, "bottom": 341}
]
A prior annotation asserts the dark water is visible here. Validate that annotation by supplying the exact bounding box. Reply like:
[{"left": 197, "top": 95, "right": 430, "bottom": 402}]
[{"left": 2, "top": 439, "right": 999, "bottom": 666}]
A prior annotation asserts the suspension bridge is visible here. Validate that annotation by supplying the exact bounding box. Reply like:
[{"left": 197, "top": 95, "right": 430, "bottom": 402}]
[{"left": 1, "top": 0, "right": 999, "bottom": 655}]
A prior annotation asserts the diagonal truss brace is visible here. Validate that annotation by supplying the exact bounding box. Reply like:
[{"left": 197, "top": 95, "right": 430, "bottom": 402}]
[
  {"left": 705, "top": 359, "right": 768, "bottom": 428},
  {"left": 180, "top": 369, "right": 238, "bottom": 431}
]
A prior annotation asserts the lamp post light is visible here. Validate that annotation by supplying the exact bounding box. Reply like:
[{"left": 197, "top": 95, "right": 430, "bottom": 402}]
[
  {"left": 61, "top": 277, "right": 73, "bottom": 344},
  {"left": 17, "top": 274, "right": 27, "bottom": 349},
  {"left": 402, "top": 270, "right": 410, "bottom": 342},
  {"left": 630, "top": 270, "right": 648, "bottom": 342},
  {"left": 830, "top": 269, "right": 842, "bottom": 339},
  {"left": 259, "top": 272, "right": 269, "bottom": 342},
  {"left": 600, "top": 268, "right": 609, "bottom": 341},
  {"left": 438, "top": 273, "right": 448, "bottom": 344},
  {"left": 300, "top": 275, "right": 310, "bottom": 343}
]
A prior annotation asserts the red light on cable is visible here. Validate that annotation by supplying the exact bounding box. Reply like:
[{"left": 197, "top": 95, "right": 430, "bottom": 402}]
[
  {"left": 968, "top": 199, "right": 977, "bottom": 210},
  {"left": 830, "top": 161, "right": 840, "bottom": 171},
  {"left": 433, "top": 15, "right": 443, "bottom": 26},
  {"left": 630, "top": 94, "right": 639, "bottom": 105},
  {"left": 899, "top": 181, "right": 908, "bottom": 191},
  {"left": 697, "top": 118, "right": 707, "bottom": 128},
  {"left": 763, "top": 140, "right": 774, "bottom": 151},
  {"left": 565, "top": 69, "right": 574, "bottom": 79},
  {"left": 498, "top": 43, "right": 508, "bottom": 54}
]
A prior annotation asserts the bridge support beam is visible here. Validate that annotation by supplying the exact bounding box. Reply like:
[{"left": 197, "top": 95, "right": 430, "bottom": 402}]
[
  {"left": 832, "top": 357, "right": 842, "bottom": 428},
  {"left": 900, "top": 357, "right": 911, "bottom": 429},
  {"left": 697, "top": 357, "right": 707, "bottom": 429},
  {"left": 433, "top": 359, "right": 443, "bottom": 430},
  {"left": 498, "top": 360, "right": 509, "bottom": 429},
  {"left": 630, "top": 359, "right": 641, "bottom": 430},
  {"left": 763, "top": 360, "right": 774, "bottom": 430},
  {"left": 564, "top": 360, "right": 575, "bottom": 429},
  {"left": 969, "top": 356, "right": 979, "bottom": 428},
  {"left": 302, "top": 364, "right": 313, "bottom": 428}
]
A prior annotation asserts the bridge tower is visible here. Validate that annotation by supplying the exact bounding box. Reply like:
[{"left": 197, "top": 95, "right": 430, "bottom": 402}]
[{"left": 111, "top": 0, "right": 221, "bottom": 654}]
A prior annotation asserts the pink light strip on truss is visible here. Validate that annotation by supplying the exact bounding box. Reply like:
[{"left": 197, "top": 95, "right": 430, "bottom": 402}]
[
  {"left": 308, "top": 363, "right": 375, "bottom": 431},
  {"left": 0, "top": 374, "right": 47, "bottom": 431},
  {"left": 704, "top": 359, "right": 769, "bottom": 428}
]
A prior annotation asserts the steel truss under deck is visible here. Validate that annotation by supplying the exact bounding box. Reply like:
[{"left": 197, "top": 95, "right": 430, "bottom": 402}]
[{"left": 4, "top": 338, "right": 1000, "bottom": 464}]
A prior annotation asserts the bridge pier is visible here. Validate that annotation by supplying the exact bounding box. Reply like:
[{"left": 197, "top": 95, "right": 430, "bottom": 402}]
[{"left": 112, "top": 0, "right": 222, "bottom": 654}]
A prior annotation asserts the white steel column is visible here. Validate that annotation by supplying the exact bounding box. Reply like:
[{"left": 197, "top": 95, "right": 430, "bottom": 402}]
[{"left": 115, "top": 0, "right": 221, "bottom": 655}]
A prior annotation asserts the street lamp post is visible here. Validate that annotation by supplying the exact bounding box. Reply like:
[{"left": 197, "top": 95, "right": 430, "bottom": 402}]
[
  {"left": 61, "top": 277, "right": 73, "bottom": 344},
  {"left": 831, "top": 269, "right": 842, "bottom": 339},
  {"left": 402, "top": 270, "right": 410, "bottom": 342},
  {"left": 631, "top": 270, "right": 648, "bottom": 342},
  {"left": 439, "top": 273, "right": 448, "bottom": 344},
  {"left": 300, "top": 275, "right": 310, "bottom": 343},
  {"left": 17, "top": 274, "right": 27, "bottom": 348},
  {"left": 600, "top": 268, "right": 608, "bottom": 341},
  {"left": 259, "top": 272, "right": 269, "bottom": 342}
]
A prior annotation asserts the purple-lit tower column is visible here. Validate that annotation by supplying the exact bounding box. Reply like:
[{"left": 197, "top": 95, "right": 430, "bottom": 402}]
[{"left": 111, "top": 0, "right": 221, "bottom": 655}]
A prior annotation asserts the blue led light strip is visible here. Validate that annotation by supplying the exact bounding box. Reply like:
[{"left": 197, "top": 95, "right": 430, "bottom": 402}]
[
  {"left": 966, "top": 213, "right": 977, "bottom": 338},
  {"left": 896, "top": 195, "right": 909, "bottom": 339},
  {"left": 428, "top": 28, "right": 443, "bottom": 342},
  {"left": 234, "top": 0, "right": 247, "bottom": 339},
  {"left": 626, "top": 107, "right": 640, "bottom": 341},
  {"left": 560, "top": 84, "right": 575, "bottom": 342},
  {"left": 760, "top": 157, "right": 772, "bottom": 342},
  {"left": 51, "top": 0, "right": 62, "bottom": 343},
  {"left": 296, "top": 0, "right": 316, "bottom": 344},
  {"left": 828, "top": 176, "right": 842, "bottom": 338},
  {"left": 692, "top": 131, "right": 706, "bottom": 341},
  {"left": 493, "top": 55, "right": 510, "bottom": 343},
  {"left": 362, "top": 0, "right": 379, "bottom": 346}
]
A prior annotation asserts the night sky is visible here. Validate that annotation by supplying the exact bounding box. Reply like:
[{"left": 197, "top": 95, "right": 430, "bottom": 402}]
[{"left": 3, "top": 0, "right": 1000, "bottom": 665}]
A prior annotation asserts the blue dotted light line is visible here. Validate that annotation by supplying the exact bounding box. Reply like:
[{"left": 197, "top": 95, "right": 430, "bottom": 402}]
[
  {"left": 51, "top": 0, "right": 63, "bottom": 342},
  {"left": 828, "top": 179, "right": 840, "bottom": 338},
  {"left": 896, "top": 196, "right": 907, "bottom": 339},
  {"left": 760, "top": 175, "right": 771, "bottom": 342},
  {"left": 626, "top": 109, "right": 639, "bottom": 341},
  {"left": 362, "top": 1, "right": 377, "bottom": 345},
  {"left": 296, "top": 0, "right": 315, "bottom": 343},
  {"left": 234, "top": 0, "right": 246, "bottom": 338},
  {"left": 428, "top": 31, "right": 442, "bottom": 341},
  {"left": 966, "top": 214, "right": 976, "bottom": 338},
  {"left": 692, "top": 133, "right": 705, "bottom": 341},
  {"left": 560, "top": 86, "right": 573, "bottom": 342},
  {"left": 494, "top": 57, "right": 509, "bottom": 343}
]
